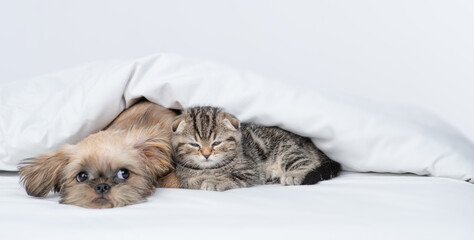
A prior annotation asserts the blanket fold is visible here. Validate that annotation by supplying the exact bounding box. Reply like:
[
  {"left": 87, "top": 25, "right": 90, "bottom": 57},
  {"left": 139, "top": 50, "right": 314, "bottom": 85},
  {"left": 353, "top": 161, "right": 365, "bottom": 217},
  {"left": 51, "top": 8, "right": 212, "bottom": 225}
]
[{"left": 1, "top": 54, "right": 473, "bottom": 183}]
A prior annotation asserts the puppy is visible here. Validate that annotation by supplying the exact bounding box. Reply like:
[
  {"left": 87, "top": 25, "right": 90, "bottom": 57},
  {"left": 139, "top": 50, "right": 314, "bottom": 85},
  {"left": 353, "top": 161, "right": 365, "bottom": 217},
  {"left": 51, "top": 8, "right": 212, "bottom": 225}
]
[{"left": 19, "top": 100, "right": 179, "bottom": 208}]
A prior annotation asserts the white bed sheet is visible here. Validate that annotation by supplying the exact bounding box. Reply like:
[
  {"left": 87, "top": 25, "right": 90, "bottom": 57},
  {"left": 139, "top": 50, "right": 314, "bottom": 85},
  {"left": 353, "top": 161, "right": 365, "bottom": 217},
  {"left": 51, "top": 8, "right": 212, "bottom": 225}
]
[{"left": 1, "top": 171, "right": 472, "bottom": 240}]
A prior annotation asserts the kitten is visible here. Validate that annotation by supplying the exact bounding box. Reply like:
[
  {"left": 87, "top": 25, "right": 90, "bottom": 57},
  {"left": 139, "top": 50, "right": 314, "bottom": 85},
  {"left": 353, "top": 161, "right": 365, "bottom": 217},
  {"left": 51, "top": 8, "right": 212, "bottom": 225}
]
[{"left": 171, "top": 106, "right": 341, "bottom": 191}]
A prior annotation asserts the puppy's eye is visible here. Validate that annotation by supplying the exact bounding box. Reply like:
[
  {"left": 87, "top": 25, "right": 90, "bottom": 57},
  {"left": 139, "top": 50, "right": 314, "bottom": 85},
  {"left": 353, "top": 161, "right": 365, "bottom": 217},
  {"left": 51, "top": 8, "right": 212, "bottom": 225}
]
[
  {"left": 188, "top": 143, "right": 200, "bottom": 148},
  {"left": 76, "top": 171, "right": 88, "bottom": 182},
  {"left": 212, "top": 141, "right": 222, "bottom": 147},
  {"left": 116, "top": 169, "right": 130, "bottom": 181}
]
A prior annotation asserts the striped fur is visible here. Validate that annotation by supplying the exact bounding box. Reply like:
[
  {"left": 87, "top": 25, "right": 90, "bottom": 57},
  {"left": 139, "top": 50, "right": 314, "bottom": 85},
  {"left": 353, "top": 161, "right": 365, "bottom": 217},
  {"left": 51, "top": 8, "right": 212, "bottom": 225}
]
[{"left": 171, "top": 106, "right": 341, "bottom": 191}]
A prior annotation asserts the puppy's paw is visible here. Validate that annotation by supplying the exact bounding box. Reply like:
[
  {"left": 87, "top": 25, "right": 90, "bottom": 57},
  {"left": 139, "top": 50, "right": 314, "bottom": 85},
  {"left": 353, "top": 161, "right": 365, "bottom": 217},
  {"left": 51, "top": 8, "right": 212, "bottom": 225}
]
[
  {"left": 280, "top": 173, "right": 304, "bottom": 186},
  {"left": 200, "top": 180, "right": 233, "bottom": 191}
]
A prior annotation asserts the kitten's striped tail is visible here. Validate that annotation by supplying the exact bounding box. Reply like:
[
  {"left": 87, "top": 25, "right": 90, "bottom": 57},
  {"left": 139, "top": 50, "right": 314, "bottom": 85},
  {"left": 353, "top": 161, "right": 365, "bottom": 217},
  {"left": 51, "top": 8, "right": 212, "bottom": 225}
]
[{"left": 301, "top": 160, "right": 342, "bottom": 185}]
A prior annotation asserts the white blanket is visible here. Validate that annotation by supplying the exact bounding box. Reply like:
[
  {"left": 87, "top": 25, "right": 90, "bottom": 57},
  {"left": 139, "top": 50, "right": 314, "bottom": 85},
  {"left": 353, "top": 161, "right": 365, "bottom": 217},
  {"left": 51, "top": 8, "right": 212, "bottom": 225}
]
[{"left": 0, "top": 53, "right": 473, "bottom": 183}]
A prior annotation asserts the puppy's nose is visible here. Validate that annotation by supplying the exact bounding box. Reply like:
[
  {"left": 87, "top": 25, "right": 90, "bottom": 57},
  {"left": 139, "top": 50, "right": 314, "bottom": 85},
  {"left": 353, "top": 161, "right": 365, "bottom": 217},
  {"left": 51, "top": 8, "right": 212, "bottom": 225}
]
[{"left": 95, "top": 183, "right": 111, "bottom": 194}]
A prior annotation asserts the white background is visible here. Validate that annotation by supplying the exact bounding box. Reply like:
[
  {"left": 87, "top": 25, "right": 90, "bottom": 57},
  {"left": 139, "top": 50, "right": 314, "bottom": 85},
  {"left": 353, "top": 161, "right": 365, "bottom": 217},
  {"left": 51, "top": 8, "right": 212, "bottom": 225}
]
[{"left": 1, "top": 0, "right": 473, "bottom": 142}]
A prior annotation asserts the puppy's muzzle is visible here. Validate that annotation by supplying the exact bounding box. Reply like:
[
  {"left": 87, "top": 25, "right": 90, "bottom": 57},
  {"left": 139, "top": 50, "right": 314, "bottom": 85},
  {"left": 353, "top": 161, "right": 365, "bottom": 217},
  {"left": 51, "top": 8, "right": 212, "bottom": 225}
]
[{"left": 95, "top": 183, "right": 111, "bottom": 194}]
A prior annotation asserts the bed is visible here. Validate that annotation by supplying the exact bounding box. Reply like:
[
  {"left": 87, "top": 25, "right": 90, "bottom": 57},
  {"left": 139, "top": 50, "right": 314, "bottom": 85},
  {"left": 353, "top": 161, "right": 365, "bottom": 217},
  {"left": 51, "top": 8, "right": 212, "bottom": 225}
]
[
  {"left": 1, "top": 171, "right": 473, "bottom": 239},
  {"left": 0, "top": 54, "right": 473, "bottom": 239}
]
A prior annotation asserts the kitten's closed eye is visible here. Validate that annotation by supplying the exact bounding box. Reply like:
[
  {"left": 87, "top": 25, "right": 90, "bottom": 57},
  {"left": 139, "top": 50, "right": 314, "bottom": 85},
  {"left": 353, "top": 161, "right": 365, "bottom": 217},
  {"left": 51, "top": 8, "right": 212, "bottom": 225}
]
[
  {"left": 189, "top": 143, "right": 200, "bottom": 148},
  {"left": 212, "top": 141, "right": 222, "bottom": 147}
]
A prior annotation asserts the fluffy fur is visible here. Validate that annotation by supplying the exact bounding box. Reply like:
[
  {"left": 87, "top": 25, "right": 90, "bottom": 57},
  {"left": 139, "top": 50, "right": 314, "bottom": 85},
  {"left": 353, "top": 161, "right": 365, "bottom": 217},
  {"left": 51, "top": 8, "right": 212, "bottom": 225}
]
[
  {"left": 171, "top": 106, "right": 341, "bottom": 191},
  {"left": 19, "top": 100, "right": 179, "bottom": 208}
]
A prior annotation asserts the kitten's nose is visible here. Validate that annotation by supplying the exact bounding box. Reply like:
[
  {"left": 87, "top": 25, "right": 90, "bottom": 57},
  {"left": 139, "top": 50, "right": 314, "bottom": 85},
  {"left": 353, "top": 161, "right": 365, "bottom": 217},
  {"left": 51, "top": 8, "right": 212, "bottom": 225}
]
[
  {"left": 201, "top": 148, "right": 211, "bottom": 159},
  {"left": 95, "top": 183, "right": 111, "bottom": 194}
]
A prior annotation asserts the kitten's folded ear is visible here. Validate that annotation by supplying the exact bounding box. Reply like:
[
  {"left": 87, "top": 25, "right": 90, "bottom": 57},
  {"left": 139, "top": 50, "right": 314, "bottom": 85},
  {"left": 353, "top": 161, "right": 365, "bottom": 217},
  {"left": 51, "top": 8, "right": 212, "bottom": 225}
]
[
  {"left": 19, "top": 146, "right": 71, "bottom": 197},
  {"left": 223, "top": 113, "right": 240, "bottom": 131},
  {"left": 171, "top": 115, "right": 186, "bottom": 133}
]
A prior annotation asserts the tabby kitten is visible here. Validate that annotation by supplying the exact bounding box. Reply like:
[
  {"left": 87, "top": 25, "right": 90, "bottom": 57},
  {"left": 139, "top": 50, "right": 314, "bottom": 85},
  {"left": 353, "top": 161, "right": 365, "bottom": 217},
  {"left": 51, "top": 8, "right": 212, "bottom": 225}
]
[{"left": 171, "top": 106, "right": 341, "bottom": 191}]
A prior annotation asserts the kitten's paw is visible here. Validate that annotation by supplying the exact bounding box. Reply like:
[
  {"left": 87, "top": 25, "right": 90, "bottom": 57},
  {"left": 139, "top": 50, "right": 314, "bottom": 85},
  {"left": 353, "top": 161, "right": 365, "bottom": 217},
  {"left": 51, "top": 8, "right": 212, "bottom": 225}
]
[
  {"left": 200, "top": 180, "right": 233, "bottom": 191},
  {"left": 200, "top": 180, "right": 219, "bottom": 191},
  {"left": 280, "top": 174, "right": 304, "bottom": 186}
]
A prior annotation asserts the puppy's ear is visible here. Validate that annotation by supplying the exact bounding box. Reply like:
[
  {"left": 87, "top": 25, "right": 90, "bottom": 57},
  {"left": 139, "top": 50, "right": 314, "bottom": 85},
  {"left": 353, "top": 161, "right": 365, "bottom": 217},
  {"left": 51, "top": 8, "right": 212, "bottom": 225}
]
[
  {"left": 223, "top": 112, "right": 240, "bottom": 131},
  {"left": 19, "top": 146, "right": 71, "bottom": 197},
  {"left": 171, "top": 115, "right": 186, "bottom": 133},
  {"left": 134, "top": 129, "right": 174, "bottom": 184}
]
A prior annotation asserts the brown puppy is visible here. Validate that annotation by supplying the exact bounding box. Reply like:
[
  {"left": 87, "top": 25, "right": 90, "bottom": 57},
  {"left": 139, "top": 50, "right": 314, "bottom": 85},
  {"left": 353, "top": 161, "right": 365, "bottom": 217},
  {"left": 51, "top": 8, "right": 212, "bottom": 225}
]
[{"left": 19, "top": 100, "right": 179, "bottom": 208}]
